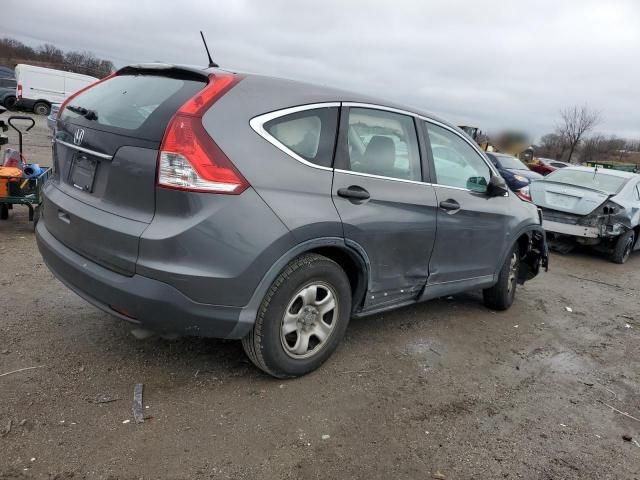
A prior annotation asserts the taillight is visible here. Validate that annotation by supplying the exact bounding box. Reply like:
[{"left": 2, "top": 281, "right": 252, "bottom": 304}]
[
  {"left": 515, "top": 185, "right": 532, "bottom": 202},
  {"left": 58, "top": 72, "right": 116, "bottom": 119},
  {"left": 602, "top": 202, "right": 619, "bottom": 215},
  {"left": 157, "top": 73, "right": 247, "bottom": 194},
  {"left": 17, "top": 83, "right": 22, "bottom": 99}
]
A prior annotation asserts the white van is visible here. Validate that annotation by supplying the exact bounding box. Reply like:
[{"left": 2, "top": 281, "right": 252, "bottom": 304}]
[{"left": 14, "top": 64, "right": 98, "bottom": 115}]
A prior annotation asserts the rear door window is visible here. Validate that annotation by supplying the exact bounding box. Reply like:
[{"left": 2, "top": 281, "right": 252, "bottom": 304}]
[
  {"left": 60, "top": 74, "right": 206, "bottom": 140},
  {"left": 264, "top": 107, "right": 338, "bottom": 168},
  {"left": 341, "top": 107, "right": 421, "bottom": 181},
  {"left": 426, "top": 122, "right": 491, "bottom": 193}
]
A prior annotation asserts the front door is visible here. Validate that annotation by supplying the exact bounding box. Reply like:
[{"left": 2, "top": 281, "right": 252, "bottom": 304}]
[
  {"left": 423, "top": 121, "right": 510, "bottom": 284},
  {"left": 332, "top": 106, "right": 438, "bottom": 309}
]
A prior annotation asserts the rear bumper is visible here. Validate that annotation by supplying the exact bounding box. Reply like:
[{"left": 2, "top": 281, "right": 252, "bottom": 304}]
[
  {"left": 543, "top": 220, "right": 600, "bottom": 238},
  {"left": 36, "top": 221, "right": 252, "bottom": 339}
]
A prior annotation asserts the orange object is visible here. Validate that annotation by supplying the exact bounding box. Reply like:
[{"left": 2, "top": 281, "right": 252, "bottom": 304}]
[{"left": 0, "top": 167, "right": 23, "bottom": 197}]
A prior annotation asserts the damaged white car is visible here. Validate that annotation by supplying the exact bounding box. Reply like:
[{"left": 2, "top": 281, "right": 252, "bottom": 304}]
[{"left": 531, "top": 166, "right": 640, "bottom": 264}]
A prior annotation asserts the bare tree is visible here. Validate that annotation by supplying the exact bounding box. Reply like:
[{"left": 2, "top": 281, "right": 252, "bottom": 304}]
[
  {"left": 536, "top": 132, "right": 566, "bottom": 159},
  {"left": 0, "top": 37, "right": 114, "bottom": 78},
  {"left": 557, "top": 105, "right": 601, "bottom": 163},
  {"left": 37, "top": 43, "right": 64, "bottom": 63}
]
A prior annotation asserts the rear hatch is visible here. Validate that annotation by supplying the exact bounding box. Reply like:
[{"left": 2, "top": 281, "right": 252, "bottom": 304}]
[{"left": 44, "top": 67, "right": 208, "bottom": 275}]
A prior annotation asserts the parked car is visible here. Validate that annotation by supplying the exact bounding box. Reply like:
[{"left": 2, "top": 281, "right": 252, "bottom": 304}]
[
  {"left": 14, "top": 64, "right": 98, "bottom": 115},
  {"left": 486, "top": 152, "right": 544, "bottom": 183},
  {"left": 531, "top": 166, "right": 640, "bottom": 263},
  {"left": 0, "top": 77, "right": 17, "bottom": 110},
  {"left": 484, "top": 152, "right": 533, "bottom": 201},
  {"left": 47, "top": 103, "right": 61, "bottom": 132},
  {"left": 36, "top": 63, "right": 548, "bottom": 377},
  {"left": 0, "top": 66, "right": 14, "bottom": 79},
  {"left": 529, "top": 157, "right": 569, "bottom": 176}
]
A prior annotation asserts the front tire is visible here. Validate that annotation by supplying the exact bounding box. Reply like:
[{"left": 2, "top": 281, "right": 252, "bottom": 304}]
[
  {"left": 610, "top": 230, "right": 635, "bottom": 264},
  {"left": 242, "top": 253, "right": 352, "bottom": 378},
  {"left": 483, "top": 245, "right": 520, "bottom": 311}
]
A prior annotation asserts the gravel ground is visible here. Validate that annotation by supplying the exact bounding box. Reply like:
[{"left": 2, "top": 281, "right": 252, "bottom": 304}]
[{"left": 1, "top": 113, "right": 639, "bottom": 479}]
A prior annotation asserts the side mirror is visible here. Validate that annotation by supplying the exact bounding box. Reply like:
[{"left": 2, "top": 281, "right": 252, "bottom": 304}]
[{"left": 487, "top": 175, "right": 508, "bottom": 197}]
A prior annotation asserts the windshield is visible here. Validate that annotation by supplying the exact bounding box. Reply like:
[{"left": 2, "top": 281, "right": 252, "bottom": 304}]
[
  {"left": 495, "top": 154, "right": 529, "bottom": 170},
  {"left": 545, "top": 169, "right": 628, "bottom": 194}
]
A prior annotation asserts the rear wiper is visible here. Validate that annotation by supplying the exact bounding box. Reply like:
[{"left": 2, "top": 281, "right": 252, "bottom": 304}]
[{"left": 66, "top": 104, "right": 98, "bottom": 121}]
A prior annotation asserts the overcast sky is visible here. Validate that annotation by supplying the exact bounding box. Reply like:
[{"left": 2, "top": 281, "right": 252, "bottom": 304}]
[{"left": 5, "top": 0, "right": 640, "bottom": 141}]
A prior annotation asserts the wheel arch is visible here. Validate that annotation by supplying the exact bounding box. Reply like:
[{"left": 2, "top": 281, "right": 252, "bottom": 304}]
[
  {"left": 230, "top": 237, "right": 370, "bottom": 339},
  {"left": 32, "top": 99, "right": 51, "bottom": 113}
]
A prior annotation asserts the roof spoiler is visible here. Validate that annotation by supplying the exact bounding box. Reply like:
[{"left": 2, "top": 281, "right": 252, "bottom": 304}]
[{"left": 116, "top": 63, "right": 212, "bottom": 81}]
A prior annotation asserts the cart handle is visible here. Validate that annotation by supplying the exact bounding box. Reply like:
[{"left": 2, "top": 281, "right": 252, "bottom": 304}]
[{"left": 8, "top": 116, "right": 36, "bottom": 133}]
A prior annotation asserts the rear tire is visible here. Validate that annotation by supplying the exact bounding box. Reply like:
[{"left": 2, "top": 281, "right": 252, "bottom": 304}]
[
  {"left": 33, "top": 102, "right": 50, "bottom": 115},
  {"left": 242, "top": 253, "right": 352, "bottom": 378},
  {"left": 610, "top": 230, "right": 635, "bottom": 264},
  {"left": 483, "top": 245, "right": 520, "bottom": 311},
  {"left": 3, "top": 96, "right": 16, "bottom": 110},
  {"left": 0, "top": 204, "right": 8, "bottom": 220}
]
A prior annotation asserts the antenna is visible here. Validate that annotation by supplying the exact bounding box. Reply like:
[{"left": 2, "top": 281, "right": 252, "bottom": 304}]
[{"left": 200, "top": 31, "right": 219, "bottom": 68}]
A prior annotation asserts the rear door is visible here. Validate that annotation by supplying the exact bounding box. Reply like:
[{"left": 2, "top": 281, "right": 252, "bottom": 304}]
[
  {"left": 44, "top": 71, "right": 206, "bottom": 274},
  {"left": 424, "top": 121, "right": 510, "bottom": 284},
  {"left": 332, "top": 105, "right": 437, "bottom": 309}
]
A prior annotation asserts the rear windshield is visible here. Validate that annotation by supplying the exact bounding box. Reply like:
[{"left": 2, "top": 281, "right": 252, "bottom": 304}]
[
  {"left": 545, "top": 169, "right": 628, "bottom": 194},
  {"left": 60, "top": 74, "right": 205, "bottom": 139}
]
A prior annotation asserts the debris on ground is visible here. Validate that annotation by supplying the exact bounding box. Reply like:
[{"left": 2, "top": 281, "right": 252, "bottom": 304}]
[
  {"left": 2, "top": 419, "right": 12, "bottom": 436},
  {"left": 565, "top": 306, "right": 573, "bottom": 312},
  {"left": 122, "top": 419, "right": 130, "bottom": 424},
  {"left": 622, "top": 434, "right": 632, "bottom": 442},
  {"left": 94, "top": 393, "right": 119, "bottom": 404},
  {"left": 0, "top": 365, "right": 46, "bottom": 378},
  {"left": 599, "top": 401, "right": 640, "bottom": 423},
  {"left": 321, "top": 434, "right": 330, "bottom": 440},
  {"left": 432, "top": 471, "right": 446, "bottom": 479},
  {"left": 132, "top": 383, "right": 145, "bottom": 424}
]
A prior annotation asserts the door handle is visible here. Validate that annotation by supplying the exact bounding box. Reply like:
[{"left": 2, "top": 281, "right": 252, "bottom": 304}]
[
  {"left": 439, "top": 199, "right": 460, "bottom": 211},
  {"left": 337, "top": 186, "right": 370, "bottom": 200}
]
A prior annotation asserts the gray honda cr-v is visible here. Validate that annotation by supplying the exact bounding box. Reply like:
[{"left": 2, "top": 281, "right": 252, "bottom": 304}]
[{"left": 36, "top": 63, "right": 548, "bottom": 377}]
